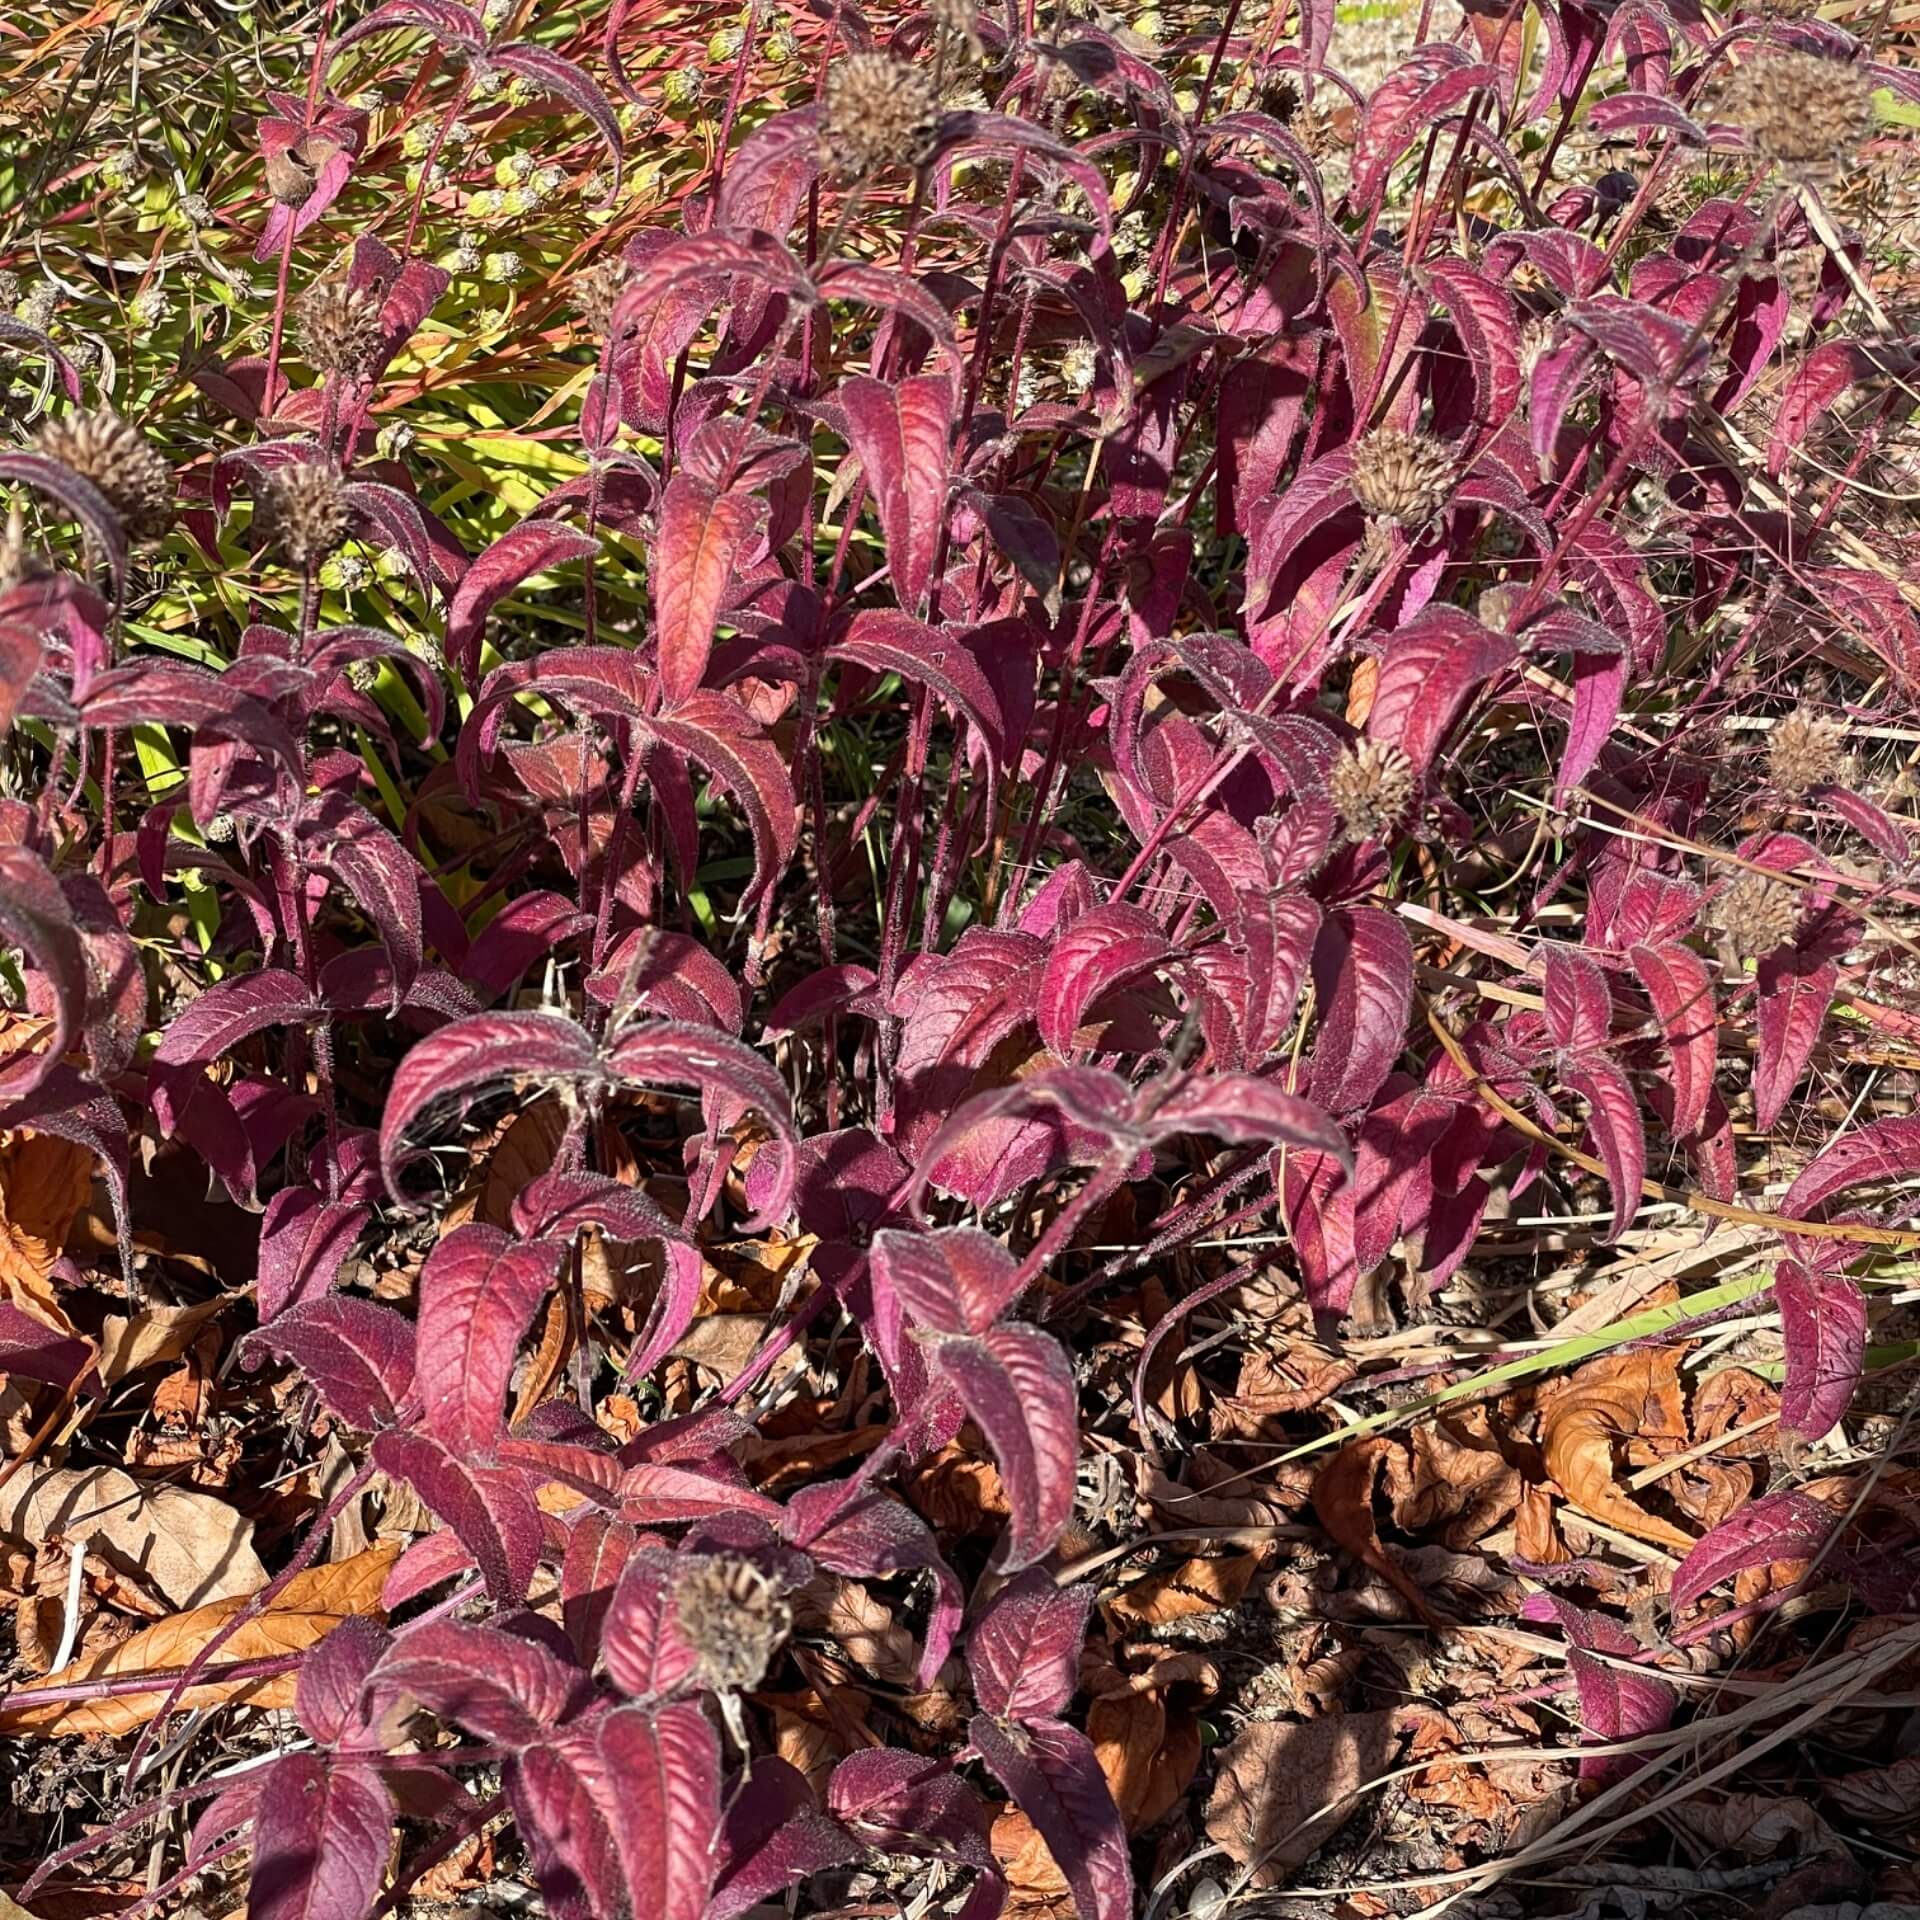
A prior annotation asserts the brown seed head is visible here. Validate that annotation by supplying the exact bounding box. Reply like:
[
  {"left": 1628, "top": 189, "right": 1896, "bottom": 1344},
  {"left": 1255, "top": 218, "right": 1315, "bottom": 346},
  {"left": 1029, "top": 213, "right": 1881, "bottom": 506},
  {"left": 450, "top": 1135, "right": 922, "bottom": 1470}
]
[
  {"left": 1767, "top": 708, "right": 1844, "bottom": 796},
  {"left": 295, "top": 279, "right": 386, "bottom": 381},
  {"left": 33, "top": 408, "right": 175, "bottom": 543},
  {"left": 1348, "top": 427, "right": 1457, "bottom": 528},
  {"left": 261, "top": 458, "right": 351, "bottom": 567},
  {"left": 819, "top": 53, "right": 939, "bottom": 179},
  {"left": 1712, "top": 869, "right": 1802, "bottom": 960},
  {"left": 571, "top": 257, "right": 631, "bottom": 335},
  {"left": 673, "top": 1555, "right": 790, "bottom": 1692},
  {"left": 1722, "top": 51, "right": 1876, "bottom": 175},
  {"left": 1329, "top": 738, "right": 1416, "bottom": 843}
]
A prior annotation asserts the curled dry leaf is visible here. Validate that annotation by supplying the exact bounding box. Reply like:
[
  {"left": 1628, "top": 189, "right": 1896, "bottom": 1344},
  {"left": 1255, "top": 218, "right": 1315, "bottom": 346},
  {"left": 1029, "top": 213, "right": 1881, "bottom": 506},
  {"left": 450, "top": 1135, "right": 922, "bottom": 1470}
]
[
  {"left": 1086, "top": 1647, "right": 1217, "bottom": 1832},
  {"left": 0, "top": 1466, "right": 267, "bottom": 1610},
  {"left": 0, "top": 1541, "right": 398, "bottom": 1736},
  {"left": 1312, "top": 1437, "right": 1443, "bottom": 1625},
  {"left": 0, "top": 1128, "right": 97, "bottom": 1336},
  {"left": 990, "top": 1806, "right": 1076, "bottom": 1919},
  {"left": 97, "top": 1297, "right": 230, "bottom": 1386},
  {"left": 1540, "top": 1351, "right": 1696, "bottom": 1554}
]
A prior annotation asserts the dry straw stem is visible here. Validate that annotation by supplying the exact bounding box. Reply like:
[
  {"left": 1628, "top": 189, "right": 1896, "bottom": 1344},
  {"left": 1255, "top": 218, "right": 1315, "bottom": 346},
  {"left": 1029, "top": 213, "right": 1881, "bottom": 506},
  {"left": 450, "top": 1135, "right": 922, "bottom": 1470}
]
[{"left": 1422, "top": 998, "right": 1920, "bottom": 1246}]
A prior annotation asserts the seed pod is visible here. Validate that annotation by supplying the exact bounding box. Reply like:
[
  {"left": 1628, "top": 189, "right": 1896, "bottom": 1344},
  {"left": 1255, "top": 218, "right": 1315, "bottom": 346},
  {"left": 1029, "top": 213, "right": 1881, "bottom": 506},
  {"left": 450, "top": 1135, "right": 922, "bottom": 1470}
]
[
  {"left": 672, "top": 1555, "right": 790, "bottom": 1691},
  {"left": 1329, "top": 738, "right": 1416, "bottom": 843},
  {"left": 1711, "top": 870, "right": 1802, "bottom": 960},
  {"left": 1349, "top": 428, "right": 1458, "bottom": 529},
  {"left": 260, "top": 458, "right": 351, "bottom": 567},
  {"left": 1722, "top": 51, "right": 1876, "bottom": 175},
  {"left": 33, "top": 408, "right": 176, "bottom": 542},
  {"left": 819, "top": 53, "right": 939, "bottom": 179},
  {"left": 295, "top": 279, "right": 386, "bottom": 381}
]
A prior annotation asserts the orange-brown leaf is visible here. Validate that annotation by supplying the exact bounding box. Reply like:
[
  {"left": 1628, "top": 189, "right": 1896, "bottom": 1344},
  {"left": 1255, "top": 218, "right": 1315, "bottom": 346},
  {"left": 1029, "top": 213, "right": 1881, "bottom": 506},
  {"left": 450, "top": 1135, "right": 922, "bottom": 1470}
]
[
  {"left": 1313, "top": 1439, "right": 1443, "bottom": 1626},
  {"left": 1541, "top": 1352, "right": 1695, "bottom": 1553},
  {"left": 0, "top": 1129, "right": 97, "bottom": 1335},
  {"left": 0, "top": 1542, "right": 398, "bottom": 1737}
]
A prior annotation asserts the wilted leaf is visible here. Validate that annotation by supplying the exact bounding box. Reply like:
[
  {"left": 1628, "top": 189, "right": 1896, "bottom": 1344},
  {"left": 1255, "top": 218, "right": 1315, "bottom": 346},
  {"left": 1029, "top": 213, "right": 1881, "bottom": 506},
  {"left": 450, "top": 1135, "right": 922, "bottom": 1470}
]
[
  {"left": 1541, "top": 1352, "right": 1695, "bottom": 1553},
  {"left": 1313, "top": 1439, "right": 1441, "bottom": 1625},
  {"left": 0, "top": 1543, "right": 398, "bottom": 1736},
  {"left": 98, "top": 1297, "right": 229, "bottom": 1386},
  {"left": 0, "top": 1128, "right": 96, "bottom": 1335}
]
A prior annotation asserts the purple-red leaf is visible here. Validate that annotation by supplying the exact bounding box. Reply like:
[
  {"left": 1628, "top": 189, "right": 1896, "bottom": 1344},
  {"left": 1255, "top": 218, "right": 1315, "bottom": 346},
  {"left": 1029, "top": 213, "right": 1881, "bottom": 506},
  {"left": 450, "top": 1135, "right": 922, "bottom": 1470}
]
[
  {"left": 379, "top": 1011, "right": 600, "bottom": 1201},
  {"left": 1630, "top": 943, "right": 1717, "bottom": 1140},
  {"left": 840, "top": 374, "right": 952, "bottom": 618},
  {"left": 1670, "top": 1489, "right": 1837, "bottom": 1614},
  {"left": 1521, "top": 1594, "right": 1674, "bottom": 1784},
  {"left": 445, "top": 522, "right": 600, "bottom": 681},
  {"left": 970, "top": 1570, "right": 1091, "bottom": 1724},
  {"left": 372, "top": 1617, "right": 580, "bottom": 1747},
  {"left": 153, "top": 970, "right": 320, "bottom": 1073},
  {"left": 1563, "top": 1053, "right": 1645, "bottom": 1243},
  {"left": 654, "top": 473, "right": 760, "bottom": 707},
  {"left": 1309, "top": 906, "right": 1413, "bottom": 1116},
  {"left": 1753, "top": 944, "right": 1838, "bottom": 1133},
  {"left": 1365, "top": 607, "right": 1515, "bottom": 776},
  {"left": 595, "top": 1700, "right": 723, "bottom": 1920},
  {"left": 245, "top": 1296, "right": 416, "bottom": 1431},
  {"left": 1036, "top": 903, "right": 1177, "bottom": 1055},
  {"left": 372, "top": 1428, "right": 544, "bottom": 1604},
  {"left": 247, "top": 1752, "right": 391, "bottom": 1920},
  {"left": 930, "top": 1325, "right": 1078, "bottom": 1572},
  {"left": 1775, "top": 1259, "right": 1867, "bottom": 1441},
  {"left": 871, "top": 1225, "right": 1022, "bottom": 1339},
  {"left": 1543, "top": 947, "right": 1613, "bottom": 1055},
  {"left": 968, "top": 1716, "right": 1132, "bottom": 1920},
  {"left": 417, "top": 1225, "right": 563, "bottom": 1454}
]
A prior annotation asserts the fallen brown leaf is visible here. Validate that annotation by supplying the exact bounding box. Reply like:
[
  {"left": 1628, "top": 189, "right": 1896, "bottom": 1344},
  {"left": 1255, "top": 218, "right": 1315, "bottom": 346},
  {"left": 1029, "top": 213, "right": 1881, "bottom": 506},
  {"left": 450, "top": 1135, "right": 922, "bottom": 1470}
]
[
  {"left": 991, "top": 1808, "right": 1075, "bottom": 1919},
  {"left": 1313, "top": 1439, "right": 1443, "bottom": 1626},
  {"left": 1087, "top": 1647, "right": 1216, "bottom": 1832},
  {"left": 1541, "top": 1352, "right": 1695, "bottom": 1553},
  {"left": 1107, "top": 1552, "right": 1256, "bottom": 1630},
  {"left": 0, "top": 1129, "right": 96, "bottom": 1335},
  {"left": 97, "top": 1297, "right": 229, "bottom": 1386},
  {"left": 0, "top": 1466, "right": 267, "bottom": 1609},
  {"left": 0, "top": 1541, "right": 399, "bottom": 1736},
  {"left": 1389, "top": 1408, "right": 1523, "bottom": 1548},
  {"left": 1204, "top": 1710, "right": 1401, "bottom": 1883}
]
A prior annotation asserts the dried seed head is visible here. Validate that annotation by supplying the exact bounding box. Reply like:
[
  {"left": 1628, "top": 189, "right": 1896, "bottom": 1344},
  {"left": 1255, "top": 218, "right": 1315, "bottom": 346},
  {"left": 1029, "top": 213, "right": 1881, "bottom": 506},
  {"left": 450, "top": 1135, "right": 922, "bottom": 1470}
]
[
  {"left": 673, "top": 1555, "right": 790, "bottom": 1691},
  {"left": 662, "top": 67, "right": 702, "bottom": 109},
  {"left": 1348, "top": 427, "right": 1457, "bottom": 528},
  {"left": 1712, "top": 869, "right": 1802, "bottom": 960},
  {"left": 261, "top": 458, "right": 351, "bottom": 567},
  {"left": 1767, "top": 708, "right": 1845, "bottom": 795},
  {"left": 819, "top": 53, "right": 939, "bottom": 179},
  {"left": 1722, "top": 51, "right": 1876, "bottom": 175},
  {"left": 1329, "top": 738, "right": 1416, "bottom": 842},
  {"left": 571, "top": 257, "right": 630, "bottom": 335},
  {"left": 295, "top": 278, "right": 386, "bottom": 381},
  {"left": 33, "top": 408, "right": 175, "bottom": 542},
  {"left": 201, "top": 811, "right": 236, "bottom": 844}
]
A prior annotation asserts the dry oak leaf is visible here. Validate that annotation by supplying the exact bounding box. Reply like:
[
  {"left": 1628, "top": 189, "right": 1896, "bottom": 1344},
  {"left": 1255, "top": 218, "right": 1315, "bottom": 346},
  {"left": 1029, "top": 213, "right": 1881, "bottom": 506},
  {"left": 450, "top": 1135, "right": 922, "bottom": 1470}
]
[
  {"left": 1541, "top": 1350, "right": 1695, "bottom": 1554},
  {"left": 0, "top": 1541, "right": 399, "bottom": 1736},
  {"left": 0, "top": 1466, "right": 267, "bottom": 1610},
  {"left": 1205, "top": 1709, "right": 1402, "bottom": 1883},
  {"left": 0, "top": 1128, "right": 97, "bottom": 1335}
]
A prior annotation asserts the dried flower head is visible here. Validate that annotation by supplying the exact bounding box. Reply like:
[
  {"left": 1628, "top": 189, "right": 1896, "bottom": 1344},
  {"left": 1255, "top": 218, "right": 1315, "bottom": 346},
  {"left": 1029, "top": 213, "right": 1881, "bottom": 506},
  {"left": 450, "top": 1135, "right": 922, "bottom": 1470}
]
[
  {"left": 260, "top": 458, "right": 351, "bottom": 567},
  {"left": 1767, "top": 708, "right": 1845, "bottom": 795},
  {"left": 295, "top": 279, "right": 386, "bottom": 381},
  {"left": 201, "top": 811, "right": 236, "bottom": 845},
  {"left": 483, "top": 251, "right": 522, "bottom": 284},
  {"left": 33, "top": 408, "right": 175, "bottom": 542},
  {"left": 1349, "top": 428, "right": 1457, "bottom": 528},
  {"left": 1722, "top": 51, "right": 1876, "bottom": 175},
  {"left": 571, "top": 257, "right": 630, "bottom": 335},
  {"left": 819, "top": 53, "right": 939, "bottom": 179},
  {"left": 1712, "top": 869, "right": 1802, "bottom": 960},
  {"left": 673, "top": 1555, "right": 790, "bottom": 1691},
  {"left": 1329, "top": 738, "right": 1416, "bottom": 842}
]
